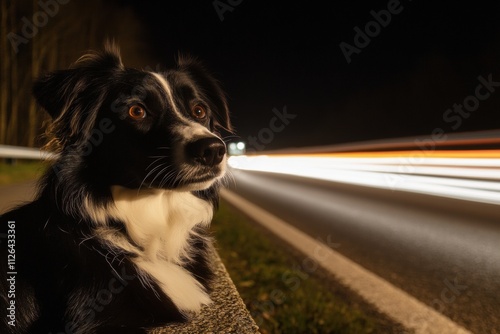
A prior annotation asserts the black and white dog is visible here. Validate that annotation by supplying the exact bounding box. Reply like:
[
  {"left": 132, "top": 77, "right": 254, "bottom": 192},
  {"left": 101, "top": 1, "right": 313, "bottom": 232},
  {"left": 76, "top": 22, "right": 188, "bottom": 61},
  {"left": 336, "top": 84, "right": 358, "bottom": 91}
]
[{"left": 0, "top": 44, "right": 231, "bottom": 333}]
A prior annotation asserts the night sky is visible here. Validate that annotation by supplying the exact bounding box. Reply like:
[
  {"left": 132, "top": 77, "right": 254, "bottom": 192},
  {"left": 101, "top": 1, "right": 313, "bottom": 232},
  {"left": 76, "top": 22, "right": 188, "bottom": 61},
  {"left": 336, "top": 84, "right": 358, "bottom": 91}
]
[{"left": 123, "top": 0, "right": 500, "bottom": 150}]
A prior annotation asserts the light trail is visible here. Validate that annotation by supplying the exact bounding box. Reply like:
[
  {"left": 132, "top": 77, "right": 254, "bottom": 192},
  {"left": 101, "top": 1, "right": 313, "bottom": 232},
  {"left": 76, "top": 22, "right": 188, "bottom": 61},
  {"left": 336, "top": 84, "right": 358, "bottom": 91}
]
[{"left": 227, "top": 150, "right": 500, "bottom": 205}]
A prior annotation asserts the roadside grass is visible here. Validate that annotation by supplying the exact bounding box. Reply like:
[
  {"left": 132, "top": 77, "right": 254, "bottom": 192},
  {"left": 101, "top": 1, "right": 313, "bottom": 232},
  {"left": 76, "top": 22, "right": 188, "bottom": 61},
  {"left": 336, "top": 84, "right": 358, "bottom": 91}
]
[
  {"left": 0, "top": 160, "right": 47, "bottom": 185},
  {"left": 212, "top": 201, "right": 405, "bottom": 334}
]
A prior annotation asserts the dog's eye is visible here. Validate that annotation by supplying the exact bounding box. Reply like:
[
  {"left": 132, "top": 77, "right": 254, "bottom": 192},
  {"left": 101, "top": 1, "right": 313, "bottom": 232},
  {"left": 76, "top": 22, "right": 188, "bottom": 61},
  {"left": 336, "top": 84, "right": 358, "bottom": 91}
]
[
  {"left": 128, "top": 105, "right": 146, "bottom": 120},
  {"left": 191, "top": 105, "right": 207, "bottom": 120}
]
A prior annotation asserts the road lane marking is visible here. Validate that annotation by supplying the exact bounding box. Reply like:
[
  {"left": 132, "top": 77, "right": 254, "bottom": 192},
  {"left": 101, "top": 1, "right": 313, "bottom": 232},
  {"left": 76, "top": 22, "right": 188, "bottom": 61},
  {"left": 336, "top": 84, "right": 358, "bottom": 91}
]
[{"left": 221, "top": 188, "right": 472, "bottom": 334}]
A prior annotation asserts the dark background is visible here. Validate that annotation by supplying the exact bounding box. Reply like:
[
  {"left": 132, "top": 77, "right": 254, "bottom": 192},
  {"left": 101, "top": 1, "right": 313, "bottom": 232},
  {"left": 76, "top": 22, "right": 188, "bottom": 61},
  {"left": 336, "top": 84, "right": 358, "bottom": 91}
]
[{"left": 2, "top": 0, "right": 500, "bottom": 150}]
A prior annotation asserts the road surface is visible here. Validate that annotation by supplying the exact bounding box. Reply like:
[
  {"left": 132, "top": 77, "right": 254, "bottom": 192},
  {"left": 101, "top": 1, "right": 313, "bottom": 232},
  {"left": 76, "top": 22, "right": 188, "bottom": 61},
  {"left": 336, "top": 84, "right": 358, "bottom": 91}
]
[{"left": 224, "top": 168, "right": 500, "bottom": 333}]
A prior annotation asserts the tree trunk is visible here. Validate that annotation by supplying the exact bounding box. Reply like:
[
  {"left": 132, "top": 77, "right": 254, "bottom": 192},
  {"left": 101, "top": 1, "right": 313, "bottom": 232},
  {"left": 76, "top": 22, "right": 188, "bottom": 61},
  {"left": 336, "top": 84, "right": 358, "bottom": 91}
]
[
  {"left": 0, "top": 0, "right": 9, "bottom": 144},
  {"left": 27, "top": 0, "right": 38, "bottom": 147},
  {"left": 6, "top": 0, "right": 18, "bottom": 146}
]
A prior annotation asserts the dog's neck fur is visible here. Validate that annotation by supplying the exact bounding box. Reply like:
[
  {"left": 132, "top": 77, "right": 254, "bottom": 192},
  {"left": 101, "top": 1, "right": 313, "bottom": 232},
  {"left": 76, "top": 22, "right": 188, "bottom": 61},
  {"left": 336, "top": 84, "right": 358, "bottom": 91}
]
[{"left": 85, "top": 186, "right": 214, "bottom": 315}]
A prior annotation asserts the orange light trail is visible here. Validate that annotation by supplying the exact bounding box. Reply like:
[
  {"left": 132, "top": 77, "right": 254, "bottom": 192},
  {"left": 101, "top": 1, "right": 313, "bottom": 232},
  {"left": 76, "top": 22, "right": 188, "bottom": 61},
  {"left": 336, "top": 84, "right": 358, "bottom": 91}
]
[{"left": 228, "top": 150, "right": 500, "bottom": 205}]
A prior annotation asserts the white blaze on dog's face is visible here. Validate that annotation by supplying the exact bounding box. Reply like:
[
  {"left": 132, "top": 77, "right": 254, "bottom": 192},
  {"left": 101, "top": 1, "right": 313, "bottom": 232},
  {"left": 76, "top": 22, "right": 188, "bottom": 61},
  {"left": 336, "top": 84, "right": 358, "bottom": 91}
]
[{"left": 149, "top": 72, "right": 227, "bottom": 191}]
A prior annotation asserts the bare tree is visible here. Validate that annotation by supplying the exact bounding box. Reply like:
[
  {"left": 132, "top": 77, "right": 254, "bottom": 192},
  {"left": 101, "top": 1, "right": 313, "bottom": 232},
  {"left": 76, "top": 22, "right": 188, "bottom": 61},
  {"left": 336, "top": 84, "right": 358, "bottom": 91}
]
[
  {"left": 0, "top": 0, "right": 151, "bottom": 147},
  {"left": 0, "top": 0, "right": 9, "bottom": 145}
]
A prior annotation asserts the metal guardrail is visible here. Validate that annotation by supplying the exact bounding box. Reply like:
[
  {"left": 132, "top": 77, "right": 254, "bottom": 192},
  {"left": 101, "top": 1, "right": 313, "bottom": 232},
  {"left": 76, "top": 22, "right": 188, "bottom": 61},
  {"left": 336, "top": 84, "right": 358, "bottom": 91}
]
[
  {"left": 3, "top": 129, "right": 499, "bottom": 160},
  {"left": 0, "top": 144, "right": 56, "bottom": 160}
]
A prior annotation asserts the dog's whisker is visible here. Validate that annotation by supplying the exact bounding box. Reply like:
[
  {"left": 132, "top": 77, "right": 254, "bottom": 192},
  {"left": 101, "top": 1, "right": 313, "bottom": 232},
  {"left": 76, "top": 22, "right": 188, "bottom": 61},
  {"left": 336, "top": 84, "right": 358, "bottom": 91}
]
[
  {"left": 154, "top": 166, "right": 174, "bottom": 188},
  {"left": 145, "top": 156, "right": 166, "bottom": 171},
  {"left": 148, "top": 155, "right": 168, "bottom": 159},
  {"left": 170, "top": 172, "right": 183, "bottom": 186},
  {"left": 221, "top": 168, "right": 236, "bottom": 188},
  {"left": 148, "top": 163, "right": 173, "bottom": 187},
  {"left": 222, "top": 135, "right": 240, "bottom": 141},
  {"left": 147, "top": 162, "right": 170, "bottom": 181},
  {"left": 159, "top": 169, "right": 178, "bottom": 188},
  {"left": 138, "top": 163, "right": 171, "bottom": 193},
  {"left": 156, "top": 167, "right": 173, "bottom": 188}
]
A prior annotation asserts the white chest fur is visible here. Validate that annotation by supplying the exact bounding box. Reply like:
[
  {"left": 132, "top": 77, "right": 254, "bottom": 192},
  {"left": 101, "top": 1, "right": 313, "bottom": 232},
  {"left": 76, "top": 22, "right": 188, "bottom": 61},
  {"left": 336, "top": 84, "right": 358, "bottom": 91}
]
[{"left": 101, "top": 186, "right": 214, "bottom": 314}]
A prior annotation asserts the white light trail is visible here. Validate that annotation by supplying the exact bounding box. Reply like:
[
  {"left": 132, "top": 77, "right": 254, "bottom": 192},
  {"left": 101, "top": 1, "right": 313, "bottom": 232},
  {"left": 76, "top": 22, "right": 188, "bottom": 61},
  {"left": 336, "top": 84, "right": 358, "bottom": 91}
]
[{"left": 228, "top": 153, "right": 500, "bottom": 205}]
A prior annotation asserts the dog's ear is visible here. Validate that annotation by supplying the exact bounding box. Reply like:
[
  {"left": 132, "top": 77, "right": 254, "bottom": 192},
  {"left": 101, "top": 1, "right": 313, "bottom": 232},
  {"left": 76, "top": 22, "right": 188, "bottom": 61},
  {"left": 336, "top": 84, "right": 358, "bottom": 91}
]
[
  {"left": 33, "top": 69, "right": 76, "bottom": 119},
  {"left": 177, "top": 55, "right": 232, "bottom": 133},
  {"left": 34, "top": 46, "right": 124, "bottom": 148},
  {"left": 33, "top": 46, "right": 123, "bottom": 119}
]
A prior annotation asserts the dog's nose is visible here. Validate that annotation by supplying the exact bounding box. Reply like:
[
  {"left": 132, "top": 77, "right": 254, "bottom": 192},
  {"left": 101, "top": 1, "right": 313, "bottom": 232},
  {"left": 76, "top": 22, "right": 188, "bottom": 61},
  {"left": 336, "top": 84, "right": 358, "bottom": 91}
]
[{"left": 187, "top": 137, "right": 226, "bottom": 166}]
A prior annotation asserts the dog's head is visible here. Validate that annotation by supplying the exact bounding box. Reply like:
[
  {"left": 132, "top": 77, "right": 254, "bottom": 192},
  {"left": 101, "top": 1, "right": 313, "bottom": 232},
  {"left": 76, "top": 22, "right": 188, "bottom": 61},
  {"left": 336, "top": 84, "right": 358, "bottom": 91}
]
[{"left": 34, "top": 44, "right": 231, "bottom": 191}]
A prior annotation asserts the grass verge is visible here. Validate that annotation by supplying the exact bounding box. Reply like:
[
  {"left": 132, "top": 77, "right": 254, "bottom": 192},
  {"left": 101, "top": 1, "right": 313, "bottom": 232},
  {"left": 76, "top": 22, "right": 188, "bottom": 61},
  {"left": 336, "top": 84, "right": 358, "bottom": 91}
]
[
  {"left": 0, "top": 160, "right": 47, "bottom": 186},
  {"left": 212, "top": 201, "right": 406, "bottom": 334}
]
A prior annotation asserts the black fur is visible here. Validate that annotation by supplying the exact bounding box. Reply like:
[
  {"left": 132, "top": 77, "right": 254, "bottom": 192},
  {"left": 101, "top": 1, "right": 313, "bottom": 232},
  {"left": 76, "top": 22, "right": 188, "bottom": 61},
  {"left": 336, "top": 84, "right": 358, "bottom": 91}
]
[{"left": 0, "top": 44, "right": 231, "bottom": 333}]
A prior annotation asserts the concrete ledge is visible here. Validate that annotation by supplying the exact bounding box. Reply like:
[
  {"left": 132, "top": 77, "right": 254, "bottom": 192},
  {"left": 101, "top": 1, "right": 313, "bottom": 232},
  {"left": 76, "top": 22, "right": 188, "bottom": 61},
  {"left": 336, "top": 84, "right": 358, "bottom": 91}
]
[{"left": 150, "top": 246, "right": 259, "bottom": 334}]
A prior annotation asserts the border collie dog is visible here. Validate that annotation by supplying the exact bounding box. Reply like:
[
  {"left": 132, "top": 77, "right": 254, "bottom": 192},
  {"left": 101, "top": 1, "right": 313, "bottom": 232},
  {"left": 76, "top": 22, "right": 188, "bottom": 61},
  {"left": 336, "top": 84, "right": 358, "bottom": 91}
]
[{"left": 0, "top": 45, "right": 231, "bottom": 333}]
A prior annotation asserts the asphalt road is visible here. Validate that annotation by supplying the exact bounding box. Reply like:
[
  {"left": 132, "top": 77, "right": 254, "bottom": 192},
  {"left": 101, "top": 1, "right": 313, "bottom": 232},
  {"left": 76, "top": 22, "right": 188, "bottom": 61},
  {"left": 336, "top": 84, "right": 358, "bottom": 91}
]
[{"left": 226, "top": 168, "right": 500, "bottom": 334}]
